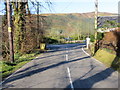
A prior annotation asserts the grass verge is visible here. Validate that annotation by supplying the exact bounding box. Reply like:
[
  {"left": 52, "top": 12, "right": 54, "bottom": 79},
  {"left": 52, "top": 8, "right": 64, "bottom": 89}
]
[
  {"left": 93, "top": 49, "right": 120, "bottom": 72},
  {"left": 0, "top": 50, "right": 42, "bottom": 80}
]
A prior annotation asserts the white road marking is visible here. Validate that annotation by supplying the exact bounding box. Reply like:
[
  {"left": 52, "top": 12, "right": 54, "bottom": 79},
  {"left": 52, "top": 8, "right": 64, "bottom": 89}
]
[
  {"left": 67, "top": 67, "right": 74, "bottom": 90},
  {"left": 82, "top": 45, "right": 119, "bottom": 76},
  {"left": 65, "top": 47, "right": 68, "bottom": 61},
  {"left": 67, "top": 51, "right": 68, "bottom": 53},
  {"left": 65, "top": 47, "right": 74, "bottom": 90},
  {"left": 81, "top": 46, "right": 90, "bottom": 56},
  {"left": 82, "top": 45, "right": 103, "bottom": 64},
  {"left": 66, "top": 54, "right": 68, "bottom": 61}
]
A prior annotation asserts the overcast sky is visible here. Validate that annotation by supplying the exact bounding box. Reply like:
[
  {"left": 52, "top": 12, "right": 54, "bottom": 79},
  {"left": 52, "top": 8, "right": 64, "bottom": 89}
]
[{"left": 0, "top": 0, "right": 120, "bottom": 15}]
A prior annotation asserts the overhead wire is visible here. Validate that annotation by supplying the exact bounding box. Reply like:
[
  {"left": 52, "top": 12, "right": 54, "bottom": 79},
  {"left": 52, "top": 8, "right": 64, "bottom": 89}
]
[{"left": 60, "top": 0, "right": 73, "bottom": 13}]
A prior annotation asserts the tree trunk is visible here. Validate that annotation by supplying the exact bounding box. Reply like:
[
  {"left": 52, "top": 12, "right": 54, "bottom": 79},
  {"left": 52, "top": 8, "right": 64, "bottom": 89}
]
[{"left": 12, "top": 2, "right": 27, "bottom": 53}]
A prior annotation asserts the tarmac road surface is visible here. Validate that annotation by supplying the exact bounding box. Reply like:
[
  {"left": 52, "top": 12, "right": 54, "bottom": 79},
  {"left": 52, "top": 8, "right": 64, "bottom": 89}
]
[{"left": 1, "top": 43, "right": 119, "bottom": 89}]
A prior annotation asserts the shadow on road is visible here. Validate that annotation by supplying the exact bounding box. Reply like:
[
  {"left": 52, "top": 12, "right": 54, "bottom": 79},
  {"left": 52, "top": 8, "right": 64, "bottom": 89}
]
[
  {"left": 65, "top": 68, "right": 116, "bottom": 89},
  {"left": 3, "top": 43, "right": 118, "bottom": 89},
  {"left": 31, "top": 44, "right": 84, "bottom": 61},
  {"left": 3, "top": 56, "right": 90, "bottom": 87},
  {"left": 46, "top": 43, "right": 85, "bottom": 53}
]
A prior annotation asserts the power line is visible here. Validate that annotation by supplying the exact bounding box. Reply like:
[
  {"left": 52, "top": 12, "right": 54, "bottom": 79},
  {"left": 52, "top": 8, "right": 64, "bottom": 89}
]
[
  {"left": 29, "top": 0, "right": 52, "bottom": 14},
  {"left": 60, "top": 0, "right": 73, "bottom": 13}
]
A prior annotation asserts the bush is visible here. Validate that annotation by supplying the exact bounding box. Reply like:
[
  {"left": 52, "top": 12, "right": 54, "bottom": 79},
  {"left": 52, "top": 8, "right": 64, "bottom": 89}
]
[
  {"left": 1, "top": 71, "right": 12, "bottom": 78},
  {"left": 97, "top": 33, "right": 104, "bottom": 40},
  {"left": 1, "top": 51, "right": 38, "bottom": 79},
  {"left": 15, "top": 54, "right": 35, "bottom": 63},
  {"left": 43, "top": 37, "right": 58, "bottom": 44},
  {"left": 14, "top": 53, "right": 22, "bottom": 60},
  {"left": 90, "top": 35, "right": 95, "bottom": 42},
  {"left": 1, "top": 62, "right": 14, "bottom": 73},
  {"left": 111, "top": 57, "right": 120, "bottom": 72}
]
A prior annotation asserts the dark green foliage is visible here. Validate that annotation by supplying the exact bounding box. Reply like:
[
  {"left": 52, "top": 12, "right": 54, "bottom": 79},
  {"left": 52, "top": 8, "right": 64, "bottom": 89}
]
[
  {"left": 111, "top": 56, "right": 120, "bottom": 72},
  {"left": 1, "top": 50, "right": 40, "bottom": 79},
  {"left": 97, "top": 33, "right": 104, "bottom": 40},
  {"left": 0, "top": 61, "right": 16, "bottom": 79},
  {"left": 90, "top": 35, "right": 95, "bottom": 42},
  {"left": 43, "top": 37, "right": 58, "bottom": 44},
  {"left": 14, "top": 53, "right": 22, "bottom": 60},
  {"left": 102, "top": 20, "right": 118, "bottom": 28},
  {"left": 80, "top": 35, "right": 87, "bottom": 40},
  {"left": 1, "top": 62, "right": 14, "bottom": 73},
  {"left": 71, "top": 35, "right": 79, "bottom": 40}
]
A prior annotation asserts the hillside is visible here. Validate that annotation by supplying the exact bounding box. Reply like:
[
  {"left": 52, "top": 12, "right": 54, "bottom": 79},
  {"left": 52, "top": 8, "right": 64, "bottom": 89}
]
[
  {"left": 0, "top": 12, "right": 117, "bottom": 41},
  {"left": 43, "top": 12, "right": 117, "bottom": 40},
  {"left": 41, "top": 12, "right": 117, "bottom": 17}
]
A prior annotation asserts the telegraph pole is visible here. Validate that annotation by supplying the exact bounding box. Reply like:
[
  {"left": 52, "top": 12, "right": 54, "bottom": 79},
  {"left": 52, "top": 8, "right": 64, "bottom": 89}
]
[
  {"left": 95, "top": 0, "right": 98, "bottom": 42},
  {"left": 37, "top": 2, "right": 40, "bottom": 47},
  {"left": 7, "top": 0, "right": 14, "bottom": 63},
  {"left": 37, "top": 2, "right": 39, "bottom": 29}
]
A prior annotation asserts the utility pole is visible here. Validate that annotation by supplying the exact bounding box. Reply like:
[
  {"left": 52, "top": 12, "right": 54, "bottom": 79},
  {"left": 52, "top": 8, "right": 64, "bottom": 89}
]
[
  {"left": 95, "top": 0, "right": 98, "bottom": 42},
  {"left": 37, "top": 2, "right": 40, "bottom": 47},
  {"left": 37, "top": 2, "right": 39, "bottom": 29},
  {"left": 7, "top": 0, "right": 14, "bottom": 63}
]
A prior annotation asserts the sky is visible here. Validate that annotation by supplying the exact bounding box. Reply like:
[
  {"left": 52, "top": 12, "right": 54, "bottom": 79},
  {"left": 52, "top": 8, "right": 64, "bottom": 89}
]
[{"left": 0, "top": 0, "right": 120, "bottom": 15}]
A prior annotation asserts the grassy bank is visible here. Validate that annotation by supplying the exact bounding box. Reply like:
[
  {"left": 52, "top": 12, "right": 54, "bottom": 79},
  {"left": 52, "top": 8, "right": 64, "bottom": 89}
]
[
  {"left": 0, "top": 50, "right": 42, "bottom": 79},
  {"left": 93, "top": 49, "right": 120, "bottom": 72}
]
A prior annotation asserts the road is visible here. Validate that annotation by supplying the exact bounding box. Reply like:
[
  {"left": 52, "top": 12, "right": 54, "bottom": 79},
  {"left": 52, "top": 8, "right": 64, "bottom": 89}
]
[{"left": 2, "top": 43, "right": 119, "bottom": 89}]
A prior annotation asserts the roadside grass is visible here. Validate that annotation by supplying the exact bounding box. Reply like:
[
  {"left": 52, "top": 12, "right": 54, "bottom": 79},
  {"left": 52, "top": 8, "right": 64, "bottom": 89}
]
[
  {"left": 0, "top": 50, "right": 42, "bottom": 80},
  {"left": 93, "top": 49, "right": 120, "bottom": 72}
]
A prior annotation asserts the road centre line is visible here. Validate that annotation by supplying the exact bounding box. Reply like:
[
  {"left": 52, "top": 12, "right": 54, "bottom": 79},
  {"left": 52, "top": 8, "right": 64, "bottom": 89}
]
[
  {"left": 67, "top": 67, "right": 74, "bottom": 90},
  {"left": 65, "top": 47, "right": 74, "bottom": 90},
  {"left": 66, "top": 54, "right": 68, "bottom": 61}
]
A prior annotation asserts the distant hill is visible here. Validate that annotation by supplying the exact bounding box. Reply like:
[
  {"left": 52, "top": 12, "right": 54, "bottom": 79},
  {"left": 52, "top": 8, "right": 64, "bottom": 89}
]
[
  {"left": 41, "top": 12, "right": 117, "bottom": 17},
  {"left": 81, "top": 12, "right": 117, "bottom": 17},
  {"left": 42, "top": 12, "right": 117, "bottom": 40},
  {"left": 0, "top": 12, "right": 118, "bottom": 40}
]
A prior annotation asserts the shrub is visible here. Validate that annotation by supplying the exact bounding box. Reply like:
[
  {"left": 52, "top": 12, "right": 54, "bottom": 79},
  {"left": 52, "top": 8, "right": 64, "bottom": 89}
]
[
  {"left": 1, "top": 62, "right": 14, "bottom": 73},
  {"left": 97, "top": 33, "right": 104, "bottom": 40},
  {"left": 14, "top": 53, "right": 22, "bottom": 60},
  {"left": 43, "top": 37, "right": 58, "bottom": 44},
  {"left": 90, "top": 35, "right": 95, "bottom": 42}
]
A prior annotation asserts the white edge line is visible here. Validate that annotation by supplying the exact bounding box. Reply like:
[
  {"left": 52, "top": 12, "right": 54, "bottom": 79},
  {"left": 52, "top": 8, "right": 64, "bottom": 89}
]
[
  {"left": 82, "top": 45, "right": 119, "bottom": 75},
  {"left": 67, "top": 67, "right": 74, "bottom": 90},
  {"left": 82, "top": 45, "right": 103, "bottom": 65},
  {"left": 82, "top": 46, "right": 90, "bottom": 56}
]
